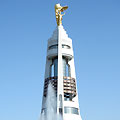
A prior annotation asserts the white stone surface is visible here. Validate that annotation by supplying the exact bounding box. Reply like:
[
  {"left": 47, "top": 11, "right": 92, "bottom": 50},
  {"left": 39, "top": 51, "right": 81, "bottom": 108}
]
[{"left": 41, "top": 25, "right": 82, "bottom": 120}]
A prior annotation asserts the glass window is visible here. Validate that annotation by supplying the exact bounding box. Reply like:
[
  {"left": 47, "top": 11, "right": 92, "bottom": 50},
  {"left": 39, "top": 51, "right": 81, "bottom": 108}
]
[
  {"left": 62, "top": 57, "right": 71, "bottom": 77},
  {"left": 64, "top": 93, "right": 72, "bottom": 101},
  {"left": 41, "top": 108, "right": 47, "bottom": 115},
  {"left": 51, "top": 57, "right": 71, "bottom": 77},
  {"left": 50, "top": 57, "right": 58, "bottom": 77},
  {"left": 64, "top": 107, "right": 79, "bottom": 115},
  {"left": 49, "top": 44, "right": 70, "bottom": 50},
  {"left": 53, "top": 58, "right": 58, "bottom": 76},
  {"left": 49, "top": 44, "right": 58, "bottom": 49},
  {"left": 62, "top": 58, "right": 67, "bottom": 76},
  {"left": 66, "top": 64, "right": 71, "bottom": 77},
  {"left": 50, "top": 58, "right": 58, "bottom": 77},
  {"left": 50, "top": 64, "right": 54, "bottom": 77},
  {"left": 64, "top": 96, "right": 72, "bottom": 101},
  {"left": 62, "top": 44, "right": 71, "bottom": 49}
]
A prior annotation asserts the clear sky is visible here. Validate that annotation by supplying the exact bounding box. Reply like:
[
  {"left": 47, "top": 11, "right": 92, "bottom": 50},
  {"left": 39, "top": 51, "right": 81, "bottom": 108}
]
[{"left": 0, "top": 0, "right": 120, "bottom": 120}]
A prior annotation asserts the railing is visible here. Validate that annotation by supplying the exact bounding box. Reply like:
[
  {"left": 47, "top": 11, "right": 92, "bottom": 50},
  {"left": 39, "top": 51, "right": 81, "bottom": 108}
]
[
  {"left": 44, "top": 76, "right": 57, "bottom": 97},
  {"left": 63, "top": 76, "right": 77, "bottom": 98},
  {"left": 43, "top": 76, "right": 77, "bottom": 98}
]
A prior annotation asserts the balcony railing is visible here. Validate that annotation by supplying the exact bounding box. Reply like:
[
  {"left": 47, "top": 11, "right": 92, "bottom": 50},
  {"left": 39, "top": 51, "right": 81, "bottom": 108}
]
[{"left": 43, "top": 76, "right": 77, "bottom": 98}]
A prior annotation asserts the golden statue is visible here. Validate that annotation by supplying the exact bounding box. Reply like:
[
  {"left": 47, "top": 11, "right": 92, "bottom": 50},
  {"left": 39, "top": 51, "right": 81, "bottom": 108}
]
[{"left": 55, "top": 4, "right": 68, "bottom": 26}]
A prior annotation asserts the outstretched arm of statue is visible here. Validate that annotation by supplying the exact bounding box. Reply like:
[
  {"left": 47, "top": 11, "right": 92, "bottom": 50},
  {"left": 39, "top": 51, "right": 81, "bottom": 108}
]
[{"left": 61, "top": 12, "right": 65, "bottom": 16}]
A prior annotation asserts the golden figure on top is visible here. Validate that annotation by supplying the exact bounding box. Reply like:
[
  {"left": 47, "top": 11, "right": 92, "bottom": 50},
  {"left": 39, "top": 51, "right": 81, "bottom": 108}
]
[{"left": 55, "top": 4, "right": 68, "bottom": 26}]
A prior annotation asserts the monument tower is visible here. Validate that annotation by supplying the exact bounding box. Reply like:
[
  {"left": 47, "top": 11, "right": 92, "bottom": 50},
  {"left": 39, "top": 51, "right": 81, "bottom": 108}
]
[{"left": 40, "top": 4, "right": 82, "bottom": 120}]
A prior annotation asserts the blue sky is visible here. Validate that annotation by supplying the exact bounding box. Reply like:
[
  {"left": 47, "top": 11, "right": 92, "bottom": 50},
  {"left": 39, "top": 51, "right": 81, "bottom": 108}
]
[{"left": 0, "top": 0, "right": 120, "bottom": 120}]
